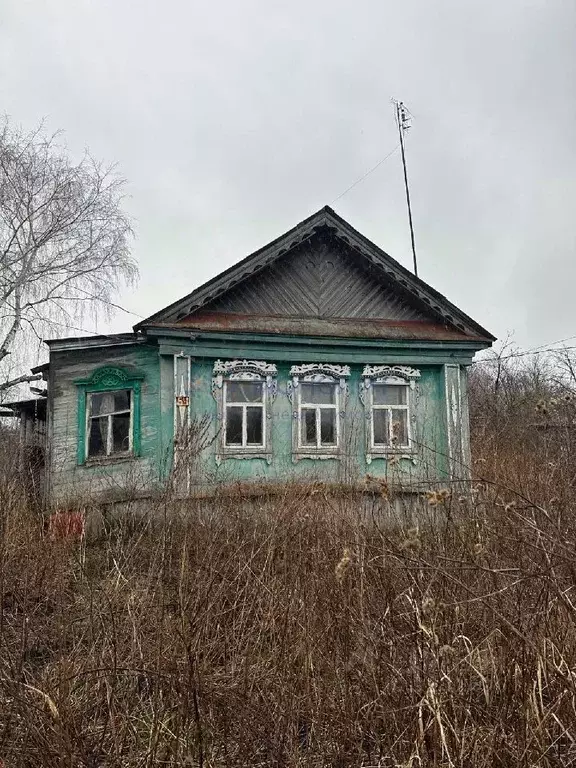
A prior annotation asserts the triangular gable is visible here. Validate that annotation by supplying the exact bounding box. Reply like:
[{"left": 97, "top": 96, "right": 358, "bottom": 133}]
[
  {"left": 136, "top": 206, "right": 494, "bottom": 341},
  {"left": 205, "top": 237, "right": 430, "bottom": 321}
]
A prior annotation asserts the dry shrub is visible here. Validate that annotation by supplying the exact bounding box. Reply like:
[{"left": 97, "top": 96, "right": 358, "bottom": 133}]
[
  {"left": 1, "top": 486, "right": 576, "bottom": 766},
  {"left": 2, "top": 351, "right": 576, "bottom": 765}
]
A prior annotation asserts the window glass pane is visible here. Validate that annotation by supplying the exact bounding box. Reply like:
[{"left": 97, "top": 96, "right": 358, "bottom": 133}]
[
  {"left": 320, "top": 409, "right": 336, "bottom": 445},
  {"left": 114, "top": 390, "right": 131, "bottom": 412},
  {"left": 112, "top": 413, "right": 131, "bottom": 453},
  {"left": 91, "top": 391, "right": 116, "bottom": 416},
  {"left": 300, "top": 383, "right": 335, "bottom": 405},
  {"left": 88, "top": 416, "right": 108, "bottom": 456},
  {"left": 391, "top": 410, "right": 409, "bottom": 446},
  {"left": 225, "top": 407, "right": 243, "bottom": 445},
  {"left": 301, "top": 408, "right": 317, "bottom": 445},
  {"left": 246, "top": 406, "right": 263, "bottom": 445},
  {"left": 373, "top": 409, "right": 389, "bottom": 445},
  {"left": 373, "top": 384, "right": 407, "bottom": 406},
  {"left": 226, "top": 381, "right": 263, "bottom": 403}
]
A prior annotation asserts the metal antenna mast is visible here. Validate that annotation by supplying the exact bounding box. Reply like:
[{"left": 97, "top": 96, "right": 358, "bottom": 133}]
[{"left": 393, "top": 100, "right": 418, "bottom": 277}]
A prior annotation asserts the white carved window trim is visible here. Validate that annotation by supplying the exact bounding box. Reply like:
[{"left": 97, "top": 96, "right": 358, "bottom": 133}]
[
  {"left": 359, "top": 365, "right": 420, "bottom": 465},
  {"left": 287, "top": 364, "right": 350, "bottom": 461},
  {"left": 212, "top": 359, "right": 277, "bottom": 465}
]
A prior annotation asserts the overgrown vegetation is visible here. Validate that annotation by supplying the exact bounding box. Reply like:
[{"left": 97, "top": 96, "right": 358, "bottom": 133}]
[{"left": 2, "top": 352, "right": 576, "bottom": 766}]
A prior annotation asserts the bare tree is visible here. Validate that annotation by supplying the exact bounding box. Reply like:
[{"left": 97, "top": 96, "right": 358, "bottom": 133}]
[{"left": 0, "top": 118, "right": 137, "bottom": 393}]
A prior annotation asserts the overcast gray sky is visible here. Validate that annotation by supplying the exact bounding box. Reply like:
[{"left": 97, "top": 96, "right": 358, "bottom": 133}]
[{"left": 2, "top": 0, "right": 575, "bottom": 351}]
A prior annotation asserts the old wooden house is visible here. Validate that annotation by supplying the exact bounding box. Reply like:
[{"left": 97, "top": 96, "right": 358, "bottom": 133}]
[{"left": 27, "top": 207, "right": 494, "bottom": 504}]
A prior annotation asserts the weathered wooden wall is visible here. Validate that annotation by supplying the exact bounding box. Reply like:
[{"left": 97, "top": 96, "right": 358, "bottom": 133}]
[
  {"left": 180, "top": 359, "right": 450, "bottom": 491},
  {"left": 46, "top": 336, "right": 474, "bottom": 504},
  {"left": 47, "top": 341, "right": 162, "bottom": 504}
]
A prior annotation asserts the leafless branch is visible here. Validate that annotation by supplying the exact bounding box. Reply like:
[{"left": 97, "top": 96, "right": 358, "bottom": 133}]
[
  {"left": 0, "top": 372, "right": 42, "bottom": 393},
  {"left": 0, "top": 117, "right": 137, "bottom": 391}
]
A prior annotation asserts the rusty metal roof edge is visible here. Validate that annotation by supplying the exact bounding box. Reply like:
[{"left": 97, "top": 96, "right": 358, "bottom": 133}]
[
  {"left": 142, "top": 325, "right": 490, "bottom": 351},
  {"left": 142, "top": 311, "right": 488, "bottom": 344}
]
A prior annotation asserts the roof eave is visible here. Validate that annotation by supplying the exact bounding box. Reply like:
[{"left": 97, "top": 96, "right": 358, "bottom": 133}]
[
  {"left": 141, "top": 323, "right": 492, "bottom": 351},
  {"left": 46, "top": 332, "right": 144, "bottom": 352}
]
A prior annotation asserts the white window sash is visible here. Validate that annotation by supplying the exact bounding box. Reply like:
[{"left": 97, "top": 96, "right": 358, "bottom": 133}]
[
  {"left": 212, "top": 361, "right": 278, "bottom": 465},
  {"left": 297, "top": 385, "right": 340, "bottom": 450},
  {"left": 360, "top": 366, "right": 420, "bottom": 465},
  {"left": 223, "top": 380, "right": 266, "bottom": 449},
  {"left": 370, "top": 403, "right": 410, "bottom": 449},
  {"left": 370, "top": 380, "right": 411, "bottom": 450}
]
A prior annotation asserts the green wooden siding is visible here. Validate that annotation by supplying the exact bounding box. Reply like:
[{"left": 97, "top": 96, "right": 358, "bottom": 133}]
[
  {"left": 177, "top": 359, "right": 450, "bottom": 488},
  {"left": 46, "top": 332, "right": 477, "bottom": 503}
]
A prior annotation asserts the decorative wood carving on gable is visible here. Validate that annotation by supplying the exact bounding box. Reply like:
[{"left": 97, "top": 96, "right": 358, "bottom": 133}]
[
  {"left": 135, "top": 206, "right": 495, "bottom": 342},
  {"left": 205, "top": 240, "right": 430, "bottom": 322}
]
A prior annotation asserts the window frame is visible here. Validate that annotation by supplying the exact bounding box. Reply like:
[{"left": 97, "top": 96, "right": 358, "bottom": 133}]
[
  {"left": 370, "top": 380, "right": 410, "bottom": 450},
  {"left": 212, "top": 359, "right": 277, "bottom": 465},
  {"left": 298, "top": 380, "right": 340, "bottom": 450},
  {"left": 86, "top": 389, "right": 133, "bottom": 459},
  {"left": 223, "top": 379, "right": 266, "bottom": 449},
  {"left": 288, "top": 364, "right": 350, "bottom": 460},
  {"left": 75, "top": 366, "right": 144, "bottom": 465},
  {"left": 360, "top": 365, "right": 420, "bottom": 465}
]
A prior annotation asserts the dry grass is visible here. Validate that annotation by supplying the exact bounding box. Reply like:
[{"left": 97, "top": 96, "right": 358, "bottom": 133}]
[
  {"left": 2, "top": 359, "right": 576, "bottom": 765},
  {"left": 2, "top": 491, "right": 576, "bottom": 765}
]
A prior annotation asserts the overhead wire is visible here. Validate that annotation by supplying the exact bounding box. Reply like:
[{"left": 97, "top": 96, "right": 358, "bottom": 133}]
[
  {"left": 472, "top": 338, "right": 576, "bottom": 366},
  {"left": 73, "top": 288, "right": 145, "bottom": 319},
  {"left": 522, "top": 333, "right": 576, "bottom": 355},
  {"left": 331, "top": 144, "right": 400, "bottom": 204}
]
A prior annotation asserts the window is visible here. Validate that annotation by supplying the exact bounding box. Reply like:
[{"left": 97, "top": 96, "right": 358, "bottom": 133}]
[
  {"left": 360, "top": 365, "right": 420, "bottom": 464},
  {"left": 212, "top": 359, "right": 277, "bottom": 465},
  {"left": 75, "top": 366, "right": 144, "bottom": 465},
  {"left": 224, "top": 380, "right": 264, "bottom": 447},
  {"left": 288, "top": 364, "right": 350, "bottom": 459},
  {"left": 87, "top": 390, "right": 132, "bottom": 458},
  {"left": 299, "top": 382, "right": 338, "bottom": 448},
  {"left": 371, "top": 382, "right": 409, "bottom": 448}
]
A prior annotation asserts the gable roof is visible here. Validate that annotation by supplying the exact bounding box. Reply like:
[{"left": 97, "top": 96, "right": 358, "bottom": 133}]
[{"left": 135, "top": 206, "right": 495, "bottom": 342}]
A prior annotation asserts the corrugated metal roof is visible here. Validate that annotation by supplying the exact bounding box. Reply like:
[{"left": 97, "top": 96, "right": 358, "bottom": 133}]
[{"left": 147, "top": 312, "right": 486, "bottom": 342}]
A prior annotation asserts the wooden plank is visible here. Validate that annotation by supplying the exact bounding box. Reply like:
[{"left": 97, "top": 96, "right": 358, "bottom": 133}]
[{"left": 207, "top": 240, "right": 430, "bottom": 321}]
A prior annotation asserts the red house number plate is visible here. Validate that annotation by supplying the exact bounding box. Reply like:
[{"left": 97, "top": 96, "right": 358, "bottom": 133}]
[{"left": 175, "top": 395, "right": 189, "bottom": 407}]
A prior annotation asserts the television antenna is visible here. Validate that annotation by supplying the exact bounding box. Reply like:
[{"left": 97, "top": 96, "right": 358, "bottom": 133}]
[{"left": 392, "top": 99, "right": 419, "bottom": 277}]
